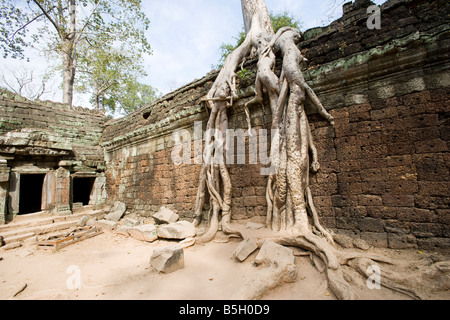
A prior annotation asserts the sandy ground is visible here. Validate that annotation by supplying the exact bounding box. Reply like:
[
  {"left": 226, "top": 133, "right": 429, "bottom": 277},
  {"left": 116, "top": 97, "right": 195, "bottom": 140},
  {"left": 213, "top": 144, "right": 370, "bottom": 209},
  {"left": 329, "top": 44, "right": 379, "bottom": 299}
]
[{"left": 1, "top": 226, "right": 448, "bottom": 301}]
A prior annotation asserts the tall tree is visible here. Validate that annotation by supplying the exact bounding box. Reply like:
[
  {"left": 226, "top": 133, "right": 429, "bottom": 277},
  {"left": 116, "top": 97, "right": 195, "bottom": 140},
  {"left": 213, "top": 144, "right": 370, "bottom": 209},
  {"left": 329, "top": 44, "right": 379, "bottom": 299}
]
[
  {"left": 193, "top": 0, "right": 415, "bottom": 301},
  {"left": 216, "top": 10, "right": 301, "bottom": 68},
  {"left": 0, "top": 0, "right": 151, "bottom": 106},
  {"left": 75, "top": 41, "right": 159, "bottom": 114}
]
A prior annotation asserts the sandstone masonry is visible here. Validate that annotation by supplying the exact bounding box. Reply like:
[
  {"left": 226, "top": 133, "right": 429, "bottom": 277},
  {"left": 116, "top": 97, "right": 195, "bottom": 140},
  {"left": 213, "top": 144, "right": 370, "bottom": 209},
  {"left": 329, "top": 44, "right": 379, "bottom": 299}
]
[{"left": 0, "top": 0, "right": 448, "bottom": 251}]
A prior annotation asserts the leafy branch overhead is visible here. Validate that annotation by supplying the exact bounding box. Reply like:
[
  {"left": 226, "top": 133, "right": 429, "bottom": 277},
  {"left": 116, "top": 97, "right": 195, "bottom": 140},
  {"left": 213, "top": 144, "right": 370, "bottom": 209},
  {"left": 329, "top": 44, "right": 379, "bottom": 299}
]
[
  {"left": 215, "top": 11, "right": 302, "bottom": 69},
  {"left": 0, "top": 0, "right": 156, "bottom": 112}
]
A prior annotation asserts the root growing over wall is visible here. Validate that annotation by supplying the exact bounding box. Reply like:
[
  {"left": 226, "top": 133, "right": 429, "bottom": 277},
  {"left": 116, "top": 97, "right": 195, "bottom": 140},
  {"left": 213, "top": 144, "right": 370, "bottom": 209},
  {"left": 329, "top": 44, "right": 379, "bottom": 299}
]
[{"left": 191, "top": 0, "right": 428, "bottom": 300}]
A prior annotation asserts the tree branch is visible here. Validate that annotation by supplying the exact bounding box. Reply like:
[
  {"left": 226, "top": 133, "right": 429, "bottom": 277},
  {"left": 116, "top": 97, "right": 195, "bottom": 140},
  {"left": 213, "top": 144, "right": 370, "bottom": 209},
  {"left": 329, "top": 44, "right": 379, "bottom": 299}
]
[
  {"left": 74, "top": 3, "right": 101, "bottom": 45},
  {"left": 32, "top": 0, "right": 61, "bottom": 34},
  {"left": 10, "top": 6, "right": 55, "bottom": 40}
]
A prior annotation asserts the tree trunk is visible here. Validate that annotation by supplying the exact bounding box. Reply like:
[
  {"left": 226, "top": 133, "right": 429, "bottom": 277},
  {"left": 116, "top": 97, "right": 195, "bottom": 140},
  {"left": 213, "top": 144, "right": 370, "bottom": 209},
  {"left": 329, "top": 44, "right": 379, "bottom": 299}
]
[
  {"left": 241, "top": 0, "right": 273, "bottom": 35},
  {"left": 62, "top": 43, "right": 75, "bottom": 106},
  {"left": 62, "top": 0, "right": 77, "bottom": 106},
  {"left": 192, "top": 0, "right": 417, "bottom": 301}
]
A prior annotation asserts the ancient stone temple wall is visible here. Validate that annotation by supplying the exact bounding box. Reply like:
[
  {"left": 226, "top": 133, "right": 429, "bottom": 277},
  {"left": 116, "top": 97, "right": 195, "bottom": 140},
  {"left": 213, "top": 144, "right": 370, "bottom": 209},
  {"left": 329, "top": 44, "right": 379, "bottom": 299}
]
[
  {"left": 102, "top": 0, "right": 449, "bottom": 250},
  {"left": 0, "top": 90, "right": 109, "bottom": 222}
]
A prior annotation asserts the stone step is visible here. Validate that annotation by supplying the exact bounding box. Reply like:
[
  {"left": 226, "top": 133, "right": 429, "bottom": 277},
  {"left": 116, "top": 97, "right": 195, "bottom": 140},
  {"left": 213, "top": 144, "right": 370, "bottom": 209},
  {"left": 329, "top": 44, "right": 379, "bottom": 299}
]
[
  {"left": 1, "top": 220, "right": 78, "bottom": 244},
  {"left": 0, "top": 209, "right": 107, "bottom": 233},
  {"left": 0, "top": 209, "right": 108, "bottom": 245},
  {"left": 0, "top": 212, "right": 74, "bottom": 232},
  {"left": 2, "top": 232, "right": 36, "bottom": 245}
]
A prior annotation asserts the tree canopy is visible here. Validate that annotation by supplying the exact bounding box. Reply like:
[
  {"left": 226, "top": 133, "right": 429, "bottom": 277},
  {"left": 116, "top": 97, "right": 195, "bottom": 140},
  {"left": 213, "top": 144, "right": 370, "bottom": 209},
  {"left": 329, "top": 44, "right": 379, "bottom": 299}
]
[
  {"left": 215, "top": 11, "right": 302, "bottom": 68},
  {"left": 0, "top": 0, "right": 157, "bottom": 113}
]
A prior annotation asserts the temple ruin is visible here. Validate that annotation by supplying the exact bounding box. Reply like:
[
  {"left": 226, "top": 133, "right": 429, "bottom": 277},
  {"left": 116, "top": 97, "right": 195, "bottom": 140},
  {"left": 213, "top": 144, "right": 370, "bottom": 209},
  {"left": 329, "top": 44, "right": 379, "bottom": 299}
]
[{"left": 1, "top": 0, "right": 449, "bottom": 253}]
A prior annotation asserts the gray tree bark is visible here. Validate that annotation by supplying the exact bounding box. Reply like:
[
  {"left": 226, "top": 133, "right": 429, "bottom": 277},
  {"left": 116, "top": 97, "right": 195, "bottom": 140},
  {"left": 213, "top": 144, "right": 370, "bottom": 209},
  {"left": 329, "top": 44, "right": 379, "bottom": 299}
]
[{"left": 62, "top": 0, "right": 77, "bottom": 106}]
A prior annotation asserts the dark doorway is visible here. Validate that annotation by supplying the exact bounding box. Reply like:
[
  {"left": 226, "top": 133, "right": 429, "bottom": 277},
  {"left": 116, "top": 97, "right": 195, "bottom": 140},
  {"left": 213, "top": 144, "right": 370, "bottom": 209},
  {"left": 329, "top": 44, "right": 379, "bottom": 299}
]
[
  {"left": 19, "top": 174, "right": 45, "bottom": 215},
  {"left": 72, "top": 177, "right": 96, "bottom": 206}
]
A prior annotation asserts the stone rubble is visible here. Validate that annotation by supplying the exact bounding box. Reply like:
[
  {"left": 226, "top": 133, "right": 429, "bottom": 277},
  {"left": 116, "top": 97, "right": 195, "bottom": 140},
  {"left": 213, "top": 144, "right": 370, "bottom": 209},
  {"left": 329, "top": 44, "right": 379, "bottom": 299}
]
[
  {"left": 152, "top": 207, "right": 179, "bottom": 225},
  {"left": 150, "top": 245, "right": 184, "bottom": 274},
  {"left": 232, "top": 238, "right": 258, "bottom": 262},
  {"left": 157, "top": 221, "right": 196, "bottom": 240}
]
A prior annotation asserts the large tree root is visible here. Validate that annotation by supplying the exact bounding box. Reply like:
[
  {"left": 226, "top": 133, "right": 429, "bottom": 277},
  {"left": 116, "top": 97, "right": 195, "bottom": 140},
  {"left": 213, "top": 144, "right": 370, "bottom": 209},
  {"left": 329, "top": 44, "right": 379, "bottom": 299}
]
[
  {"left": 255, "top": 230, "right": 355, "bottom": 300},
  {"left": 191, "top": 0, "right": 435, "bottom": 300},
  {"left": 229, "top": 227, "right": 437, "bottom": 300}
]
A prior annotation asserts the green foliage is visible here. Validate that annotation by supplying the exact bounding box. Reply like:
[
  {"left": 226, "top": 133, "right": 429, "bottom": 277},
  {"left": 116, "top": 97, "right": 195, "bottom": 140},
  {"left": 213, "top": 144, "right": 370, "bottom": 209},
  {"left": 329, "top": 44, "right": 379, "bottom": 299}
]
[
  {"left": 1, "top": 0, "right": 151, "bottom": 59},
  {"left": 0, "top": 2, "right": 30, "bottom": 60},
  {"left": 237, "top": 68, "right": 255, "bottom": 82},
  {"left": 76, "top": 41, "right": 159, "bottom": 115},
  {"left": 214, "top": 11, "right": 302, "bottom": 69},
  {"left": 0, "top": 0, "right": 153, "bottom": 111},
  {"left": 271, "top": 11, "right": 302, "bottom": 34}
]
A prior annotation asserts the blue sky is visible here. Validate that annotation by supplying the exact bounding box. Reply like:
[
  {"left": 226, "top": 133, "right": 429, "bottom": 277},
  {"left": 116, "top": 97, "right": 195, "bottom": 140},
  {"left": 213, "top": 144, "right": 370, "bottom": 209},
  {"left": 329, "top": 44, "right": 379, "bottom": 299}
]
[
  {"left": 0, "top": 0, "right": 387, "bottom": 108},
  {"left": 141, "top": 0, "right": 387, "bottom": 94}
]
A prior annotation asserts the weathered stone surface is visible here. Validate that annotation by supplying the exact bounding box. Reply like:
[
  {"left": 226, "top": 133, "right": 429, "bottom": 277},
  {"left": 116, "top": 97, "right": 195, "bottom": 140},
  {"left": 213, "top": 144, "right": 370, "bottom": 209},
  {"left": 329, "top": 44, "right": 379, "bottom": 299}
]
[
  {"left": 353, "top": 238, "right": 370, "bottom": 251},
  {"left": 232, "top": 240, "right": 297, "bottom": 300},
  {"left": 115, "top": 225, "right": 131, "bottom": 236},
  {"left": 152, "top": 207, "right": 179, "bottom": 225},
  {"left": 123, "top": 218, "right": 140, "bottom": 227},
  {"left": 334, "top": 234, "right": 354, "bottom": 249},
  {"left": 1, "top": 242, "right": 21, "bottom": 250},
  {"left": 388, "top": 233, "right": 418, "bottom": 249},
  {"left": 157, "top": 221, "right": 195, "bottom": 240},
  {"left": 128, "top": 225, "right": 158, "bottom": 242},
  {"left": 88, "top": 0, "right": 450, "bottom": 251},
  {"left": 94, "top": 219, "right": 117, "bottom": 232},
  {"left": 254, "top": 240, "right": 295, "bottom": 267},
  {"left": 246, "top": 222, "right": 265, "bottom": 230},
  {"left": 232, "top": 238, "right": 258, "bottom": 262},
  {"left": 77, "top": 215, "right": 90, "bottom": 227},
  {"left": 150, "top": 245, "right": 184, "bottom": 274},
  {"left": 104, "top": 201, "right": 126, "bottom": 222}
]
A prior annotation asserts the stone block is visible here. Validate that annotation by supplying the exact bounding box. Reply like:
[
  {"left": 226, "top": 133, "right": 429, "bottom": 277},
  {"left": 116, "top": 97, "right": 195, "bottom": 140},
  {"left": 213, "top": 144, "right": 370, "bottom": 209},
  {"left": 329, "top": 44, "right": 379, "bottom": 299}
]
[
  {"left": 358, "top": 217, "right": 385, "bottom": 233},
  {"left": 128, "top": 225, "right": 158, "bottom": 242},
  {"left": 245, "top": 222, "right": 265, "bottom": 230},
  {"left": 152, "top": 206, "right": 179, "bottom": 225},
  {"left": 232, "top": 238, "right": 258, "bottom": 262},
  {"left": 150, "top": 245, "right": 184, "bottom": 274},
  {"left": 94, "top": 219, "right": 117, "bottom": 232},
  {"left": 334, "top": 233, "right": 354, "bottom": 248},
  {"left": 104, "top": 201, "right": 126, "bottom": 222},
  {"left": 254, "top": 240, "right": 295, "bottom": 267},
  {"left": 387, "top": 233, "right": 417, "bottom": 249},
  {"left": 76, "top": 215, "right": 90, "bottom": 227},
  {"left": 115, "top": 225, "right": 131, "bottom": 237},
  {"left": 123, "top": 218, "right": 140, "bottom": 227},
  {"left": 361, "top": 232, "right": 388, "bottom": 248},
  {"left": 157, "top": 221, "right": 196, "bottom": 240}
]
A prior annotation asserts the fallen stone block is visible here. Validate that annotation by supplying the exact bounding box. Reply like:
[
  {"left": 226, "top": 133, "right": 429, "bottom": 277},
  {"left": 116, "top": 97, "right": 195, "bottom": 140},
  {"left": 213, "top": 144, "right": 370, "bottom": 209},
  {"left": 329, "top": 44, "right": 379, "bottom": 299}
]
[
  {"left": 150, "top": 245, "right": 184, "bottom": 274},
  {"left": 94, "top": 219, "right": 117, "bottom": 232},
  {"left": 254, "top": 240, "right": 295, "bottom": 267},
  {"left": 128, "top": 225, "right": 158, "bottom": 242},
  {"left": 246, "top": 222, "right": 265, "bottom": 230},
  {"left": 123, "top": 218, "right": 140, "bottom": 227},
  {"left": 334, "top": 234, "right": 354, "bottom": 249},
  {"left": 232, "top": 240, "right": 297, "bottom": 300},
  {"left": 104, "top": 201, "right": 126, "bottom": 222},
  {"left": 153, "top": 207, "right": 179, "bottom": 225},
  {"left": 232, "top": 238, "right": 258, "bottom": 262},
  {"left": 157, "top": 221, "right": 195, "bottom": 240},
  {"left": 77, "top": 215, "right": 90, "bottom": 227},
  {"left": 115, "top": 225, "right": 131, "bottom": 237},
  {"left": 179, "top": 237, "right": 196, "bottom": 249},
  {"left": 353, "top": 238, "right": 370, "bottom": 251},
  {"left": 2, "top": 242, "right": 22, "bottom": 251}
]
